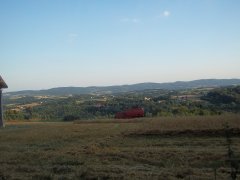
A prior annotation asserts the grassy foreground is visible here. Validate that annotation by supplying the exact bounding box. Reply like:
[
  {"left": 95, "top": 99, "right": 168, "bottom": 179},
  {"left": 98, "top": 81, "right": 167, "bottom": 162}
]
[{"left": 0, "top": 115, "right": 240, "bottom": 179}]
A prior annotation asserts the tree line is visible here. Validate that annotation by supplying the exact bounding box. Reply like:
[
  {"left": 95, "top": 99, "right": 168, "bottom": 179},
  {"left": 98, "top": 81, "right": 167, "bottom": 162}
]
[{"left": 4, "top": 86, "right": 240, "bottom": 121}]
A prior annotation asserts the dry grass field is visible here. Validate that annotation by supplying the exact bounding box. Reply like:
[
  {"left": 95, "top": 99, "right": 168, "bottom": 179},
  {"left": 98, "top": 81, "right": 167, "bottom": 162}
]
[{"left": 0, "top": 115, "right": 240, "bottom": 179}]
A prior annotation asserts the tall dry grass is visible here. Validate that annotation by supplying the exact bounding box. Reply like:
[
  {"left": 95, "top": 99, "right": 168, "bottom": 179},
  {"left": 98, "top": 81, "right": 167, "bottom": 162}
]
[
  {"left": 140, "top": 114, "right": 240, "bottom": 131},
  {"left": 1, "top": 114, "right": 240, "bottom": 179}
]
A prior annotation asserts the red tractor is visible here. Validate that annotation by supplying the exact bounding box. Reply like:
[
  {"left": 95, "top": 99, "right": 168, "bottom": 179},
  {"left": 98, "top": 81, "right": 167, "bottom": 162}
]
[{"left": 115, "top": 108, "right": 144, "bottom": 119}]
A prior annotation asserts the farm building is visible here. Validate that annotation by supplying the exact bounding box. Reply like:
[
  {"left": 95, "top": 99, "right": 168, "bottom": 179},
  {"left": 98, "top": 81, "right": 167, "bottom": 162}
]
[{"left": 115, "top": 108, "right": 144, "bottom": 119}]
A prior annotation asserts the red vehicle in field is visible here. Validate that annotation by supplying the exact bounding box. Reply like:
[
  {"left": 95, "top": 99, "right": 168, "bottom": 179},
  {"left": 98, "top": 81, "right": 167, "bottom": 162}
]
[{"left": 115, "top": 108, "right": 144, "bottom": 119}]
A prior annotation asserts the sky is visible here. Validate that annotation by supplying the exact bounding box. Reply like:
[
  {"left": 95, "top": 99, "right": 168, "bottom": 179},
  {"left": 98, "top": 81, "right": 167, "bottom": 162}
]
[{"left": 1, "top": 0, "right": 240, "bottom": 92}]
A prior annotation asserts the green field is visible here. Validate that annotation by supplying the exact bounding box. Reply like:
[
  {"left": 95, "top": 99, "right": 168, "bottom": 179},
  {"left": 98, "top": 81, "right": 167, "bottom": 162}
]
[{"left": 0, "top": 115, "right": 240, "bottom": 179}]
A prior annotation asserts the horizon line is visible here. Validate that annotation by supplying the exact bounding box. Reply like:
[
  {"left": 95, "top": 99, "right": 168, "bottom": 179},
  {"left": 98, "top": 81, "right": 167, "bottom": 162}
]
[{"left": 3, "top": 78, "right": 240, "bottom": 93}]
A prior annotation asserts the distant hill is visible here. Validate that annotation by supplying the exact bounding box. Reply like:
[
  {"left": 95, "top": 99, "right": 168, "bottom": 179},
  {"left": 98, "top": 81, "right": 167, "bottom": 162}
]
[{"left": 4, "top": 79, "right": 240, "bottom": 96}]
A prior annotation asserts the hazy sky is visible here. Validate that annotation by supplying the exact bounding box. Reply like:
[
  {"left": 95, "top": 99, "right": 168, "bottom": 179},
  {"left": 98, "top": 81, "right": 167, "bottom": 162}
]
[{"left": 1, "top": 0, "right": 240, "bottom": 92}]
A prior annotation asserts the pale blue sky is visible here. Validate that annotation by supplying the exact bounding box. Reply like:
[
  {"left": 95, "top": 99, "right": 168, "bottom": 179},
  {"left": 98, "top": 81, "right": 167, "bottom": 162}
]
[{"left": 1, "top": 0, "right": 240, "bottom": 91}]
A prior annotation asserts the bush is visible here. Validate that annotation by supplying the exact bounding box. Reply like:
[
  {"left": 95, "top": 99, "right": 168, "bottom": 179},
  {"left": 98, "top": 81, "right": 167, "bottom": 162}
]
[{"left": 63, "top": 115, "right": 79, "bottom": 121}]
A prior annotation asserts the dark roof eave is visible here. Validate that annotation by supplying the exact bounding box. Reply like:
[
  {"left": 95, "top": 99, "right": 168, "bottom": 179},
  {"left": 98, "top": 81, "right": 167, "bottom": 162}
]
[
  {"left": 0, "top": 76, "right": 8, "bottom": 89},
  {"left": 0, "top": 84, "right": 8, "bottom": 89},
  {"left": 1, "top": 85, "right": 8, "bottom": 89}
]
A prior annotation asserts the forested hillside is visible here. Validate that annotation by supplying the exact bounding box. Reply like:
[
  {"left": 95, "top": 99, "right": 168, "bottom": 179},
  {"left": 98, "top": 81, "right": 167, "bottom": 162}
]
[
  {"left": 201, "top": 86, "right": 240, "bottom": 112},
  {"left": 3, "top": 86, "right": 240, "bottom": 121}
]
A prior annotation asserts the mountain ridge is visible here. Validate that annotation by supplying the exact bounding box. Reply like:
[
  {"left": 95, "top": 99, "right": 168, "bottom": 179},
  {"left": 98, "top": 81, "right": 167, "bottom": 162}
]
[{"left": 4, "top": 79, "right": 240, "bottom": 96}]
